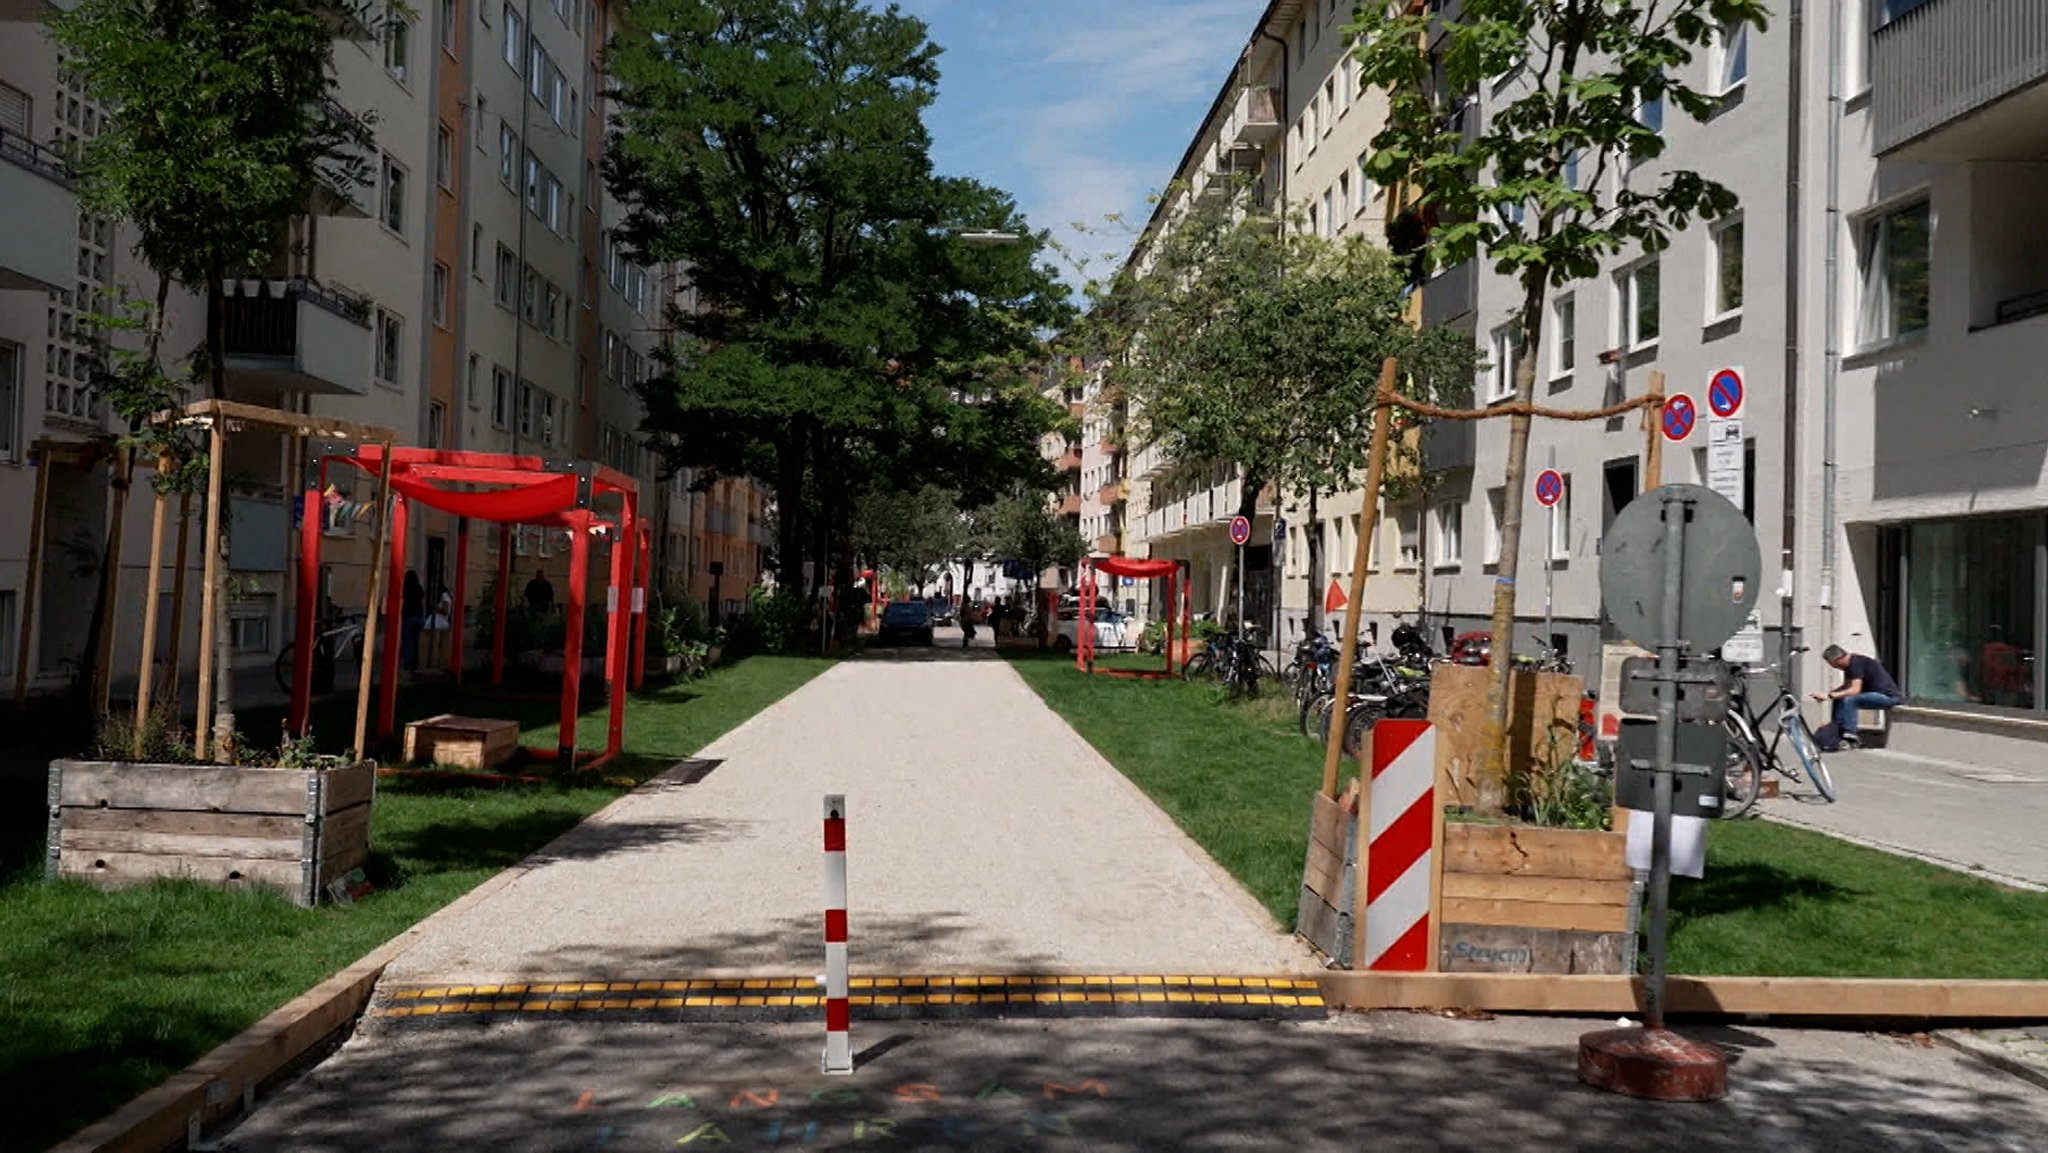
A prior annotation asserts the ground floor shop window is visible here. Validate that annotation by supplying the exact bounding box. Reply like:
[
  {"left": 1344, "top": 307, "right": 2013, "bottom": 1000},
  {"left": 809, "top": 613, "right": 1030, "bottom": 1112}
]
[{"left": 1901, "top": 515, "right": 2038, "bottom": 710}]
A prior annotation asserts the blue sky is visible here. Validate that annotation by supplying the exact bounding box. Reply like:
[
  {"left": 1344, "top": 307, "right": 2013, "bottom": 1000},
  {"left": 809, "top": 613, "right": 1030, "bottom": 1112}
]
[{"left": 889, "top": 0, "right": 1258, "bottom": 289}]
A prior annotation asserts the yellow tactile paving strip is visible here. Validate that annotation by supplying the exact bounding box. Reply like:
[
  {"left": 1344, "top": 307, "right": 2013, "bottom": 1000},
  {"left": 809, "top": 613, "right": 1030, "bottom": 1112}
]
[{"left": 372, "top": 975, "right": 1327, "bottom": 1023}]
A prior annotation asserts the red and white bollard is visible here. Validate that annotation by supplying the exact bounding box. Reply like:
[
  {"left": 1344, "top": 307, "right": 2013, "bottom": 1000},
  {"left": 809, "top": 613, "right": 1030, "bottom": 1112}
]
[{"left": 822, "top": 794, "right": 852, "bottom": 1074}]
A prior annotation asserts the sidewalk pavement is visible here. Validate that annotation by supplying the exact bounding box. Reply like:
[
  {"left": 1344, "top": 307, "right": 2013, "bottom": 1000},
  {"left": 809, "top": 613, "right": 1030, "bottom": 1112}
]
[
  {"left": 1939, "top": 1026, "right": 2048, "bottom": 1093},
  {"left": 1756, "top": 747, "right": 2048, "bottom": 890},
  {"left": 381, "top": 649, "right": 1309, "bottom": 984}
]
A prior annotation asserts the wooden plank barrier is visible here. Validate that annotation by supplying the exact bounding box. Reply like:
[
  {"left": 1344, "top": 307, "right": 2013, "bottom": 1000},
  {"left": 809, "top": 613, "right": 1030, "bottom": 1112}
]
[{"left": 1318, "top": 971, "right": 2048, "bottom": 1021}]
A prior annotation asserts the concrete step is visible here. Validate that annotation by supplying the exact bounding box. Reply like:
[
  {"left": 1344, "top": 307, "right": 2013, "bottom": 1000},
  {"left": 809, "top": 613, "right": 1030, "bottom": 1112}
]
[{"left": 1885, "top": 706, "right": 2048, "bottom": 775}]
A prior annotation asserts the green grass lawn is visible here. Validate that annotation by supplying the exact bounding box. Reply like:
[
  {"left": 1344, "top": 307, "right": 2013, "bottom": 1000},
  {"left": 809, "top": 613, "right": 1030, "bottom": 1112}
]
[
  {"left": 1008, "top": 653, "right": 2048, "bottom": 981},
  {"left": 0, "top": 655, "right": 828, "bottom": 1153}
]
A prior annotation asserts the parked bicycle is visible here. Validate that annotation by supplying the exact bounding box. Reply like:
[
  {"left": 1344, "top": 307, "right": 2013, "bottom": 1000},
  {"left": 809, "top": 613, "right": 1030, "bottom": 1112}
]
[
  {"left": 274, "top": 612, "right": 367, "bottom": 695},
  {"left": 1184, "top": 626, "right": 1274, "bottom": 702},
  {"left": 1720, "top": 648, "right": 1836, "bottom": 816}
]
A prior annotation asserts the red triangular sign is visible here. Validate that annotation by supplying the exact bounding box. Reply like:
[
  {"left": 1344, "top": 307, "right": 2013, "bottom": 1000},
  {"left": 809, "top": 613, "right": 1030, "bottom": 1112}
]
[{"left": 1324, "top": 580, "right": 1348, "bottom": 614}]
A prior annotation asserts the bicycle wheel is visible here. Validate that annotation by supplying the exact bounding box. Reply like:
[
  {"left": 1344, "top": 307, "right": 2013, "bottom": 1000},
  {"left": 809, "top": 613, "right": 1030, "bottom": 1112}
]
[
  {"left": 1784, "top": 715, "right": 1836, "bottom": 802},
  {"left": 1180, "top": 651, "right": 1213, "bottom": 683},
  {"left": 1342, "top": 700, "right": 1384, "bottom": 758},
  {"left": 274, "top": 644, "right": 296, "bottom": 693},
  {"left": 1719, "top": 725, "right": 1763, "bottom": 819}
]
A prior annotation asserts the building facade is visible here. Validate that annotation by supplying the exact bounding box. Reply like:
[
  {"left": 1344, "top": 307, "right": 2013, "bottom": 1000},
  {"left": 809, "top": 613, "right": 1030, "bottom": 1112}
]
[{"left": 0, "top": 0, "right": 765, "bottom": 699}]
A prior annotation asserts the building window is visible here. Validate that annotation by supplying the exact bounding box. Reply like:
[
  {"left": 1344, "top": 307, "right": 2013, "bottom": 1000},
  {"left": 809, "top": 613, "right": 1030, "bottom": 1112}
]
[
  {"left": 0, "top": 341, "right": 18, "bottom": 461},
  {"left": 545, "top": 172, "right": 564, "bottom": 232},
  {"left": 1619, "top": 258, "right": 1661, "bottom": 349},
  {"left": 1549, "top": 476, "right": 1572, "bottom": 560},
  {"left": 517, "top": 380, "right": 535, "bottom": 437},
  {"left": 1322, "top": 77, "right": 1336, "bottom": 133},
  {"left": 495, "top": 245, "right": 516, "bottom": 309},
  {"left": 498, "top": 121, "right": 516, "bottom": 186},
  {"left": 435, "top": 123, "right": 453, "bottom": 189},
  {"left": 1434, "top": 500, "right": 1463, "bottom": 568},
  {"left": 1857, "top": 198, "right": 1931, "bottom": 347},
  {"left": 503, "top": 4, "right": 522, "bottom": 70},
  {"left": 1711, "top": 217, "right": 1744, "bottom": 319},
  {"left": 427, "top": 400, "right": 446, "bottom": 448},
  {"left": 521, "top": 266, "right": 539, "bottom": 325},
  {"left": 380, "top": 154, "right": 406, "bottom": 236},
  {"left": 1396, "top": 505, "right": 1421, "bottom": 569},
  {"left": 1485, "top": 321, "right": 1522, "bottom": 402},
  {"left": 383, "top": 6, "right": 411, "bottom": 83},
  {"left": 1902, "top": 515, "right": 2039, "bottom": 710},
  {"left": 438, "top": 0, "right": 457, "bottom": 53},
  {"left": 1484, "top": 487, "right": 1505, "bottom": 566},
  {"left": 467, "top": 353, "right": 481, "bottom": 410},
  {"left": 524, "top": 153, "right": 540, "bottom": 212},
  {"left": 492, "top": 366, "right": 512, "bottom": 428},
  {"left": 230, "top": 604, "right": 272, "bottom": 654},
  {"left": 540, "top": 392, "right": 557, "bottom": 445},
  {"left": 1551, "top": 294, "right": 1575, "bottom": 379},
  {"left": 1354, "top": 153, "right": 1374, "bottom": 218},
  {"left": 471, "top": 223, "right": 483, "bottom": 276},
  {"left": 375, "top": 309, "right": 403, "bottom": 387},
  {"left": 0, "top": 82, "right": 27, "bottom": 140},
  {"left": 1714, "top": 19, "right": 1749, "bottom": 94},
  {"left": 431, "top": 262, "right": 449, "bottom": 328}
]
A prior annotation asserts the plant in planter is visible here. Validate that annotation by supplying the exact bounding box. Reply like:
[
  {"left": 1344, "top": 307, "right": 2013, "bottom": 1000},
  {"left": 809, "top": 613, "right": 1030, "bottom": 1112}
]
[{"left": 49, "top": 717, "right": 374, "bottom": 906}]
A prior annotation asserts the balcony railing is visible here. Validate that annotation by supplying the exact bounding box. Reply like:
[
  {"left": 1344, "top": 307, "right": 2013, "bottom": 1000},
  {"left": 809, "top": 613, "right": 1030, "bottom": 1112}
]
[
  {"left": 1421, "top": 259, "right": 1477, "bottom": 327},
  {"left": 1058, "top": 493, "right": 1082, "bottom": 517},
  {"left": 1224, "top": 85, "right": 1281, "bottom": 149},
  {"left": 1874, "top": 0, "right": 2048, "bottom": 154},
  {"left": 1056, "top": 447, "right": 1082, "bottom": 471},
  {"left": 0, "top": 126, "right": 76, "bottom": 291},
  {"left": 220, "top": 278, "right": 374, "bottom": 396}
]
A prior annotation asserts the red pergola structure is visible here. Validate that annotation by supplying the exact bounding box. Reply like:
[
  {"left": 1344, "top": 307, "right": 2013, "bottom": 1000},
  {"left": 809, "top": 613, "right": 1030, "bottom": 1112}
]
[
  {"left": 288, "top": 445, "right": 646, "bottom": 772},
  {"left": 1075, "top": 556, "right": 1190, "bottom": 679}
]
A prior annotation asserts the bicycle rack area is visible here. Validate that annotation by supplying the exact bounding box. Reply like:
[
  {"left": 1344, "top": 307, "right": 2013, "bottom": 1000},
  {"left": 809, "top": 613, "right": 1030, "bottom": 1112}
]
[{"left": 1074, "top": 555, "right": 1191, "bottom": 680}]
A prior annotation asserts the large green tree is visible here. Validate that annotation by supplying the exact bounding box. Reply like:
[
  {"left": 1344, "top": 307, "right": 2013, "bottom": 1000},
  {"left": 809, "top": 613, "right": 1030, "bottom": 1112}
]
[
  {"left": 1351, "top": 0, "right": 1768, "bottom": 784},
  {"left": 1085, "top": 189, "right": 1473, "bottom": 632},
  {"left": 850, "top": 484, "right": 969, "bottom": 595},
  {"left": 604, "top": 0, "right": 1072, "bottom": 595},
  {"left": 52, "top": 0, "right": 373, "bottom": 754}
]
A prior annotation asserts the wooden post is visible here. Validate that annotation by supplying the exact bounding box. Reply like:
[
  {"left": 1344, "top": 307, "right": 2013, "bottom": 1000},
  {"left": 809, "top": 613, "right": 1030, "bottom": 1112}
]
[
  {"left": 133, "top": 476, "right": 170, "bottom": 757},
  {"left": 194, "top": 427, "right": 226, "bottom": 761},
  {"left": 1643, "top": 370, "right": 1666, "bottom": 491},
  {"left": 1320, "top": 358, "right": 1401, "bottom": 799},
  {"left": 350, "top": 444, "right": 396, "bottom": 761},
  {"left": 92, "top": 446, "right": 133, "bottom": 718},
  {"left": 289, "top": 485, "right": 323, "bottom": 735},
  {"left": 14, "top": 444, "right": 50, "bottom": 704},
  {"left": 163, "top": 490, "right": 192, "bottom": 719}
]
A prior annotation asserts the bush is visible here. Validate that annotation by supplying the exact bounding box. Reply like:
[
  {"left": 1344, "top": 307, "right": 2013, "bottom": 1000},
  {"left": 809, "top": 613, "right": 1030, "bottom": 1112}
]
[{"left": 726, "top": 586, "right": 808, "bottom": 656}]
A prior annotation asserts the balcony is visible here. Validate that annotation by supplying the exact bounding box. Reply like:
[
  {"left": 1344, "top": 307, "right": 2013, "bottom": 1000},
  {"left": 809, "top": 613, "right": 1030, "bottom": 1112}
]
[
  {"left": 1420, "top": 259, "right": 1477, "bottom": 327},
  {"left": 1058, "top": 493, "right": 1082, "bottom": 517},
  {"left": 1097, "top": 437, "right": 1121, "bottom": 458},
  {"left": 221, "top": 279, "right": 374, "bottom": 397},
  {"left": 1097, "top": 480, "right": 1125, "bottom": 505},
  {"left": 310, "top": 98, "right": 373, "bottom": 218},
  {"left": 1224, "top": 85, "right": 1281, "bottom": 150},
  {"left": 0, "top": 128, "right": 76, "bottom": 291},
  {"left": 1056, "top": 447, "right": 1082, "bottom": 471},
  {"left": 1093, "top": 533, "right": 1121, "bottom": 555},
  {"left": 1874, "top": 0, "right": 2048, "bottom": 159}
]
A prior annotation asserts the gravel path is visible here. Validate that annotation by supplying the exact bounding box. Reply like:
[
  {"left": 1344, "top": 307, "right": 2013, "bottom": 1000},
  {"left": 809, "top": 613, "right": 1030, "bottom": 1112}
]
[{"left": 385, "top": 649, "right": 1309, "bottom": 982}]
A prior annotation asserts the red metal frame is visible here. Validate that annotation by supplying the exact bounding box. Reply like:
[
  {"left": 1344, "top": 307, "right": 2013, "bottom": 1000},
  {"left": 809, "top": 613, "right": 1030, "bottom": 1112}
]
[
  {"left": 1075, "top": 556, "right": 1191, "bottom": 681},
  {"left": 288, "top": 445, "right": 640, "bottom": 772}
]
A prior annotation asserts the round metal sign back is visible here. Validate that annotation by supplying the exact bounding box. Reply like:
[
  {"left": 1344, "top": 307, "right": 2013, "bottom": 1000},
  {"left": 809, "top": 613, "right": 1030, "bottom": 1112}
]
[{"left": 1599, "top": 484, "right": 1762, "bottom": 653}]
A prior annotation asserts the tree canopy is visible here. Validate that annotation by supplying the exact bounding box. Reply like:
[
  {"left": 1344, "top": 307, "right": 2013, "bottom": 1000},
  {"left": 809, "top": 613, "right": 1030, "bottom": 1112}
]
[{"left": 604, "top": 0, "right": 1075, "bottom": 593}]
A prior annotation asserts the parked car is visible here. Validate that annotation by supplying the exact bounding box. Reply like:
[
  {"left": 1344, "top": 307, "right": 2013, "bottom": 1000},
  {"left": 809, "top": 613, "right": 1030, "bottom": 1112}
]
[
  {"left": 877, "top": 600, "right": 934, "bottom": 646},
  {"left": 927, "top": 598, "right": 957, "bottom": 627},
  {"left": 1053, "top": 607, "right": 1130, "bottom": 653}
]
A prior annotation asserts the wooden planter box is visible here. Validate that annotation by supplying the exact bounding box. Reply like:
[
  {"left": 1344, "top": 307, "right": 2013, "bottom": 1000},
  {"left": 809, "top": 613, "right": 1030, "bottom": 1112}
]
[
  {"left": 47, "top": 759, "right": 374, "bottom": 907},
  {"left": 403, "top": 714, "right": 519, "bottom": 770},
  {"left": 1438, "top": 823, "right": 1635, "bottom": 975}
]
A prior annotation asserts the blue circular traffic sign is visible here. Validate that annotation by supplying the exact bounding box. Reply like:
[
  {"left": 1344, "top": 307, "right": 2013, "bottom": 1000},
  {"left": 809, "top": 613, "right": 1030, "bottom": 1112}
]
[
  {"left": 1534, "top": 469, "right": 1564, "bottom": 508},
  {"left": 1661, "top": 394, "right": 1697, "bottom": 442},
  {"left": 1228, "top": 515, "right": 1252, "bottom": 546},
  {"left": 1709, "top": 369, "right": 1744, "bottom": 418}
]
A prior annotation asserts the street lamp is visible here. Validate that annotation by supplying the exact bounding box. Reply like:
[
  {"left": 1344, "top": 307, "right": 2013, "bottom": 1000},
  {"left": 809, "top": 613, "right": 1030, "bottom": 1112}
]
[{"left": 951, "top": 228, "right": 1024, "bottom": 248}]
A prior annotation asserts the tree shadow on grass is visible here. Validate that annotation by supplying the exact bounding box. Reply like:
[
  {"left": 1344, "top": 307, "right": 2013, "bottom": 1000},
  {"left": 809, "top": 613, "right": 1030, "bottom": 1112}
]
[{"left": 1671, "top": 861, "right": 1849, "bottom": 919}]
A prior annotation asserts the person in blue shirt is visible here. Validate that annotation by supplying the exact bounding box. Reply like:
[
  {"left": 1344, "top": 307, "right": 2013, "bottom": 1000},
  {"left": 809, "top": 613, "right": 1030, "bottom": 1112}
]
[{"left": 1811, "top": 644, "right": 1903, "bottom": 747}]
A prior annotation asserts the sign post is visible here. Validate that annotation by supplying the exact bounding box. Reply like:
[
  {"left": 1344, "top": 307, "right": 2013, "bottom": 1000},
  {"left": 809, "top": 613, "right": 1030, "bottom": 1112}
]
[
  {"left": 1534, "top": 462, "right": 1564, "bottom": 659},
  {"left": 1229, "top": 515, "right": 1252, "bottom": 634}
]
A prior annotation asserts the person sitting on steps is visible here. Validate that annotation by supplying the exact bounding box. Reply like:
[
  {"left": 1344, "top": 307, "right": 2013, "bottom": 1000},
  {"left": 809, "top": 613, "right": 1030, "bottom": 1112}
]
[{"left": 1811, "top": 644, "right": 1902, "bottom": 749}]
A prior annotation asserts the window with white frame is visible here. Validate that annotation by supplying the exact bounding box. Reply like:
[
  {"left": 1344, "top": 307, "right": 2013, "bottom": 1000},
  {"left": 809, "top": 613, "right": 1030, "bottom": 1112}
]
[
  {"left": 467, "top": 353, "right": 481, "bottom": 410},
  {"left": 230, "top": 598, "right": 273, "bottom": 653},
  {"left": 474, "top": 94, "right": 488, "bottom": 150},
  {"left": 1563, "top": 148, "right": 1582, "bottom": 191},
  {"left": 438, "top": 0, "right": 456, "bottom": 51},
  {"left": 1355, "top": 152, "right": 1374, "bottom": 218},
  {"left": 521, "top": 266, "right": 539, "bottom": 325},
  {"left": 1322, "top": 187, "right": 1336, "bottom": 236},
  {"left": 1856, "top": 198, "right": 1930, "bottom": 347},
  {"left": 540, "top": 392, "right": 557, "bottom": 445},
  {"left": 427, "top": 401, "right": 446, "bottom": 449},
  {"left": 502, "top": 4, "right": 522, "bottom": 69},
  {"left": 492, "top": 365, "right": 512, "bottom": 428},
  {"left": 374, "top": 309, "right": 403, "bottom": 387},
  {"left": 517, "top": 380, "right": 535, "bottom": 437},
  {"left": 1714, "top": 19, "right": 1749, "bottom": 94},
  {"left": 498, "top": 121, "right": 516, "bottom": 186},
  {"left": 1711, "top": 217, "right": 1744, "bottom": 319},
  {"left": 1549, "top": 476, "right": 1572, "bottom": 560},
  {"left": 1338, "top": 171, "right": 1351, "bottom": 220},
  {"left": 1341, "top": 54, "right": 1357, "bottom": 108},
  {"left": 1484, "top": 487, "right": 1505, "bottom": 565},
  {"left": 524, "top": 152, "right": 540, "bottom": 212},
  {"left": 1434, "top": 500, "right": 1463, "bottom": 567},
  {"left": 431, "top": 262, "right": 449, "bottom": 327},
  {"left": 495, "top": 245, "right": 516, "bottom": 308},
  {"left": 1551, "top": 294, "right": 1576, "bottom": 379},
  {"left": 1396, "top": 505, "right": 1421, "bottom": 569},
  {"left": 380, "top": 154, "right": 406, "bottom": 235},
  {"left": 1308, "top": 203, "right": 1320, "bottom": 238},
  {"left": 1485, "top": 321, "right": 1522, "bottom": 402},
  {"left": 471, "top": 223, "right": 483, "bottom": 276},
  {"left": 383, "top": 5, "right": 411, "bottom": 83},
  {"left": 1619, "top": 258, "right": 1661, "bottom": 348},
  {"left": 435, "top": 123, "right": 452, "bottom": 189},
  {"left": 1322, "top": 78, "right": 1336, "bottom": 133}
]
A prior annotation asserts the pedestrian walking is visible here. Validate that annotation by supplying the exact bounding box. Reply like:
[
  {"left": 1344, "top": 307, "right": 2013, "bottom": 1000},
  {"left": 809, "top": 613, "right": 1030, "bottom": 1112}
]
[
  {"left": 1811, "top": 643, "right": 1903, "bottom": 748},
  {"left": 401, "top": 570, "right": 426, "bottom": 672},
  {"left": 960, "top": 601, "right": 978, "bottom": 649}
]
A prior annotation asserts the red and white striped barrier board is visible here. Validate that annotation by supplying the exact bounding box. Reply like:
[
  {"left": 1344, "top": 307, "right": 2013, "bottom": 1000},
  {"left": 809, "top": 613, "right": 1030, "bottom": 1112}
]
[
  {"left": 1364, "top": 720, "right": 1436, "bottom": 971},
  {"left": 822, "top": 794, "right": 851, "bottom": 1074}
]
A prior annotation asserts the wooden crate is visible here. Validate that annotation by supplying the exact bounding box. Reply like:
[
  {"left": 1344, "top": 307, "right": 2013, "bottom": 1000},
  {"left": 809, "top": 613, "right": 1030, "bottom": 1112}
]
[
  {"left": 402, "top": 714, "right": 520, "bottom": 770},
  {"left": 1296, "top": 789, "right": 1358, "bottom": 965},
  {"left": 1427, "top": 664, "right": 1585, "bottom": 813},
  {"left": 48, "top": 759, "right": 374, "bottom": 907},
  {"left": 1437, "top": 822, "right": 1635, "bottom": 974}
]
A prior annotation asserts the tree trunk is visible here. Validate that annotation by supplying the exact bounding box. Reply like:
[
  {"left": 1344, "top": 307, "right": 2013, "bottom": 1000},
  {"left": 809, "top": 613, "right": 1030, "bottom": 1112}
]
[
  {"left": 774, "top": 428, "right": 807, "bottom": 595},
  {"left": 1479, "top": 271, "right": 1550, "bottom": 809},
  {"left": 1305, "top": 486, "right": 1322, "bottom": 636},
  {"left": 205, "top": 273, "right": 235, "bottom": 760}
]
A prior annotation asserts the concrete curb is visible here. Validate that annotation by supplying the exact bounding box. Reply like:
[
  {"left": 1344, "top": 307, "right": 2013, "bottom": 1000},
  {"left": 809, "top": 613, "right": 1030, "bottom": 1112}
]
[
  {"left": 50, "top": 760, "right": 707, "bottom": 1153},
  {"left": 1934, "top": 1031, "right": 2048, "bottom": 1094}
]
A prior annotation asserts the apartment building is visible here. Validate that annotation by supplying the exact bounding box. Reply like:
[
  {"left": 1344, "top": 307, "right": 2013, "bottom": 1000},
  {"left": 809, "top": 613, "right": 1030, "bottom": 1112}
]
[
  {"left": 1118, "top": 0, "right": 1412, "bottom": 643},
  {"left": 0, "top": 0, "right": 764, "bottom": 699}
]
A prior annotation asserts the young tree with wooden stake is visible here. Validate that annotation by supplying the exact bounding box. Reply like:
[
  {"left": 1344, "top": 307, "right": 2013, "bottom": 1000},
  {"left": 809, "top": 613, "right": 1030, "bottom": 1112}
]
[{"left": 1350, "top": 0, "right": 1768, "bottom": 797}]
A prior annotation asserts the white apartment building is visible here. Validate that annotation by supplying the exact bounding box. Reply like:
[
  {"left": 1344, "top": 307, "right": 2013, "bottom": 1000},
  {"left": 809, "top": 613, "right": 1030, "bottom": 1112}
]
[{"left": 0, "top": 0, "right": 765, "bottom": 702}]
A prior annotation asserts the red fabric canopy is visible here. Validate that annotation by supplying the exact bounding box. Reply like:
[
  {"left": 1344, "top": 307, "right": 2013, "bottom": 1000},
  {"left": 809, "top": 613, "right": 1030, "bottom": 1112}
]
[
  {"left": 385, "top": 472, "right": 581, "bottom": 523},
  {"left": 1092, "top": 556, "right": 1179, "bottom": 579}
]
